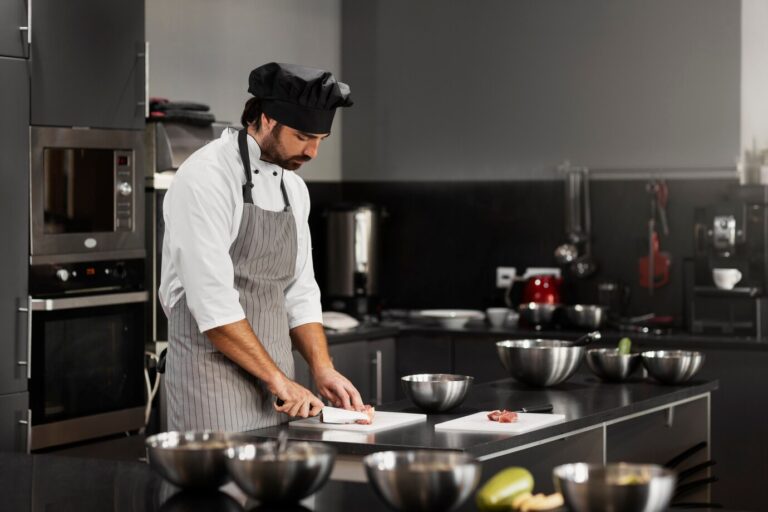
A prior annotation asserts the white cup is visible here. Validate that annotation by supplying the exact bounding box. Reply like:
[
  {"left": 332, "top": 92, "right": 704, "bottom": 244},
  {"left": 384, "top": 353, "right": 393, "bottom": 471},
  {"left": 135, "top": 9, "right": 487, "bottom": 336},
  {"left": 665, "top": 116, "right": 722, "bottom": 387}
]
[
  {"left": 486, "top": 307, "right": 511, "bottom": 328},
  {"left": 712, "top": 268, "right": 742, "bottom": 290}
]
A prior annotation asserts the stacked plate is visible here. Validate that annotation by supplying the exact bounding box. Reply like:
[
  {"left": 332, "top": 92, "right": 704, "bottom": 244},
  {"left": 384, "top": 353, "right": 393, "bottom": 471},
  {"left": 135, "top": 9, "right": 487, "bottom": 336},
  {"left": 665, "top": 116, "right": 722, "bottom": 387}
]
[{"left": 418, "top": 309, "right": 485, "bottom": 329}]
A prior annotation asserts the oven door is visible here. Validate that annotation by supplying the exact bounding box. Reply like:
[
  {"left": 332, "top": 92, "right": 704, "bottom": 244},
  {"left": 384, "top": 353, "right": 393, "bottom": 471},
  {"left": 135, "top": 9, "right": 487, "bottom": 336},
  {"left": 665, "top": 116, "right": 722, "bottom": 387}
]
[
  {"left": 29, "top": 291, "right": 148, "bottom": 450},
  {"left": 30, "top": 127, "right": 146, "bottom": 264}
]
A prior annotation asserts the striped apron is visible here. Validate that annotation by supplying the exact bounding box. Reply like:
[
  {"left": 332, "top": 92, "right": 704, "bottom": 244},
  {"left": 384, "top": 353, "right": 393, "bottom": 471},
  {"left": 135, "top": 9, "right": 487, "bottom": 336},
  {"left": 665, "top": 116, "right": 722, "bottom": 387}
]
[{"left": 165, "top": 129, "right": 297, "bottom": 432}]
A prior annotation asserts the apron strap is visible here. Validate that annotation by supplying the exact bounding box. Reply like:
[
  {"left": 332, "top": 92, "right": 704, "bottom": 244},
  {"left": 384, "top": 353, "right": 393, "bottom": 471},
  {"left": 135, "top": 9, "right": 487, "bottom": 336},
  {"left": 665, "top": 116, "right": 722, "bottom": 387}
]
[
  {"left": 279, "top": 171, "right": 292, "bottom": 212},
  {"left": 238, "top": 129, "right": 255, "bottom": 204}
]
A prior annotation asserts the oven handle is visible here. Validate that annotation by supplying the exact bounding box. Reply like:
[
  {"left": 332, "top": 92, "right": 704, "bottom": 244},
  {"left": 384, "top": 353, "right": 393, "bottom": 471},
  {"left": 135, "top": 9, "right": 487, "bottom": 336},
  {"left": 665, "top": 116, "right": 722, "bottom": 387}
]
[{"left": 30, "top": 291, "right": 149, "bottom": 311}]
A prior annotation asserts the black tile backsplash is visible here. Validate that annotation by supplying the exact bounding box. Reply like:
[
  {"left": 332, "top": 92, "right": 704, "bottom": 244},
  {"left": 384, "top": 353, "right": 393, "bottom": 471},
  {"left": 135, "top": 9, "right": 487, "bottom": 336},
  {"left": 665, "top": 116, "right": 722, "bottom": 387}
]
[{"left": 308, "top": 178, "right": 736, "bottom": 327}]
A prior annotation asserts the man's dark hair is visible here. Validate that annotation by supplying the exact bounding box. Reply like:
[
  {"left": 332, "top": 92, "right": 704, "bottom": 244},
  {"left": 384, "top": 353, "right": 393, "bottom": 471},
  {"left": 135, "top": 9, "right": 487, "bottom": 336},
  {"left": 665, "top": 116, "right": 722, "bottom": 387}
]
[{"left": 241, "top": 97, "right": 263, "bottom": 129}]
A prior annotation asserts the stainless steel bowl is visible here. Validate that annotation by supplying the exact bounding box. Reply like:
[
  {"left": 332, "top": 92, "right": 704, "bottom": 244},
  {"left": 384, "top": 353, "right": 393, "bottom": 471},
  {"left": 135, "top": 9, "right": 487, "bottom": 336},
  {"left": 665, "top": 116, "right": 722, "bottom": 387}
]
[
  {"left": 496, "top": 339, "right": 585, "bottom": 387},
  {"left": 364, "top": 450, "right": 481, "bottom": 512},
  {"left": 226, "top": 441, "right": 335, "bottom": 503},
  {"left": 518, "top": 302, "right": 560, "bottom": 326},
  {"left": 145, "top": 431, "right": 237, "bottom": 489},
  {"left": 642, "top": 350, "right": 705, "bottom": 384},
  {"left": 554, "top": 463, "right": 676, "bottom": 512},
  {"left": 401, "top": 374, "right": 474, "bottom": 412},
  {"left": 587, "top": 349, "right": 641, "bottom": 381},
  {"left": 565, "top": 304, "right": 607, "bottom": 329}
]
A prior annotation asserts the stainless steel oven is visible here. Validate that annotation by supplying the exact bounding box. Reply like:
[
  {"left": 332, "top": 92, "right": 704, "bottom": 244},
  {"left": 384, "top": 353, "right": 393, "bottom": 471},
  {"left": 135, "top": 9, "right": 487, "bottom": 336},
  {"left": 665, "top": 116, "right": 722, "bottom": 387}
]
[
  {"left": 30, "top": 127, "right": 145, "bottom": 264},
  {"left": 26, "top": 259, "right": 147, "bottom": 451}
]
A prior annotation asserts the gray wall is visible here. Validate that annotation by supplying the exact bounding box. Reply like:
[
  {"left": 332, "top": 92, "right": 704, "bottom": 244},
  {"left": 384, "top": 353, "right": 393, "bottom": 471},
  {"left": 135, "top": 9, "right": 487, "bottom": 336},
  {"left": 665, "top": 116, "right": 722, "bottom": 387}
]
[
  {"left": 146, "top": 0, "right": 344, "bottom": 181},
  {"left": 342, "top": 0, "right": 741, "bottom": 181}
]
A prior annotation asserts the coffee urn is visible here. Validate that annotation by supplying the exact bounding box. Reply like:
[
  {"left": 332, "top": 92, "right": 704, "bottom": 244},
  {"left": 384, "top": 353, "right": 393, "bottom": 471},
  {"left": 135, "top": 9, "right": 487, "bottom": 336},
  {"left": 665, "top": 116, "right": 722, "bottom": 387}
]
[{"left": 324, "top": 203, "right": 381, "bottom": 319}]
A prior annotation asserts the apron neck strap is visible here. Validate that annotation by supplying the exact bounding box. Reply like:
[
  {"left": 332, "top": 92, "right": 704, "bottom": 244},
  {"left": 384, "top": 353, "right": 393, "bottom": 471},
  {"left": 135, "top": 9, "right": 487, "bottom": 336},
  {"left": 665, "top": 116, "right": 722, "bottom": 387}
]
[
  {"left": 238, "top": 129, "right": 255, "bottom": 204},
  {"left": 238, "top": 129, "right": 292, "bottom": 212}
]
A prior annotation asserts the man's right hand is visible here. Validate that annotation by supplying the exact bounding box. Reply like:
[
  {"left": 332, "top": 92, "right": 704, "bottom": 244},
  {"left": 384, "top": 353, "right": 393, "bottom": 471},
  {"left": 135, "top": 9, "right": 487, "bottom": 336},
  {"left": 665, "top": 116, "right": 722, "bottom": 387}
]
[{"left": 270, "top": 376, "right": 324, "bottom": 418}]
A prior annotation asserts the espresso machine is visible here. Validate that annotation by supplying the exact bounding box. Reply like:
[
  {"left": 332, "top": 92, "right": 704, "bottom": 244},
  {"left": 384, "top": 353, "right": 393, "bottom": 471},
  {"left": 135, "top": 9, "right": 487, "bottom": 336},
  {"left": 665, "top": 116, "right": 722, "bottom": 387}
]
[
  {"left": 688, "top": 185, "right": 768, "bottom": 338},
  {"left": 323, "top": 203, "right": 382, "bottom": 320}
]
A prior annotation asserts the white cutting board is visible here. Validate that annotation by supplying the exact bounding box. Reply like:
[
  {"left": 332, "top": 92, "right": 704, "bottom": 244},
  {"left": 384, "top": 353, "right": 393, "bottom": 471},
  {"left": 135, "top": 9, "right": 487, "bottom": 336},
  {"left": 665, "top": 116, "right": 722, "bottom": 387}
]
[
  {"left": 435, "top": 412, "right": 565, "bottom": 434},
  {"left": 289, "top": 411, "right": 427, "bottom": 433}
]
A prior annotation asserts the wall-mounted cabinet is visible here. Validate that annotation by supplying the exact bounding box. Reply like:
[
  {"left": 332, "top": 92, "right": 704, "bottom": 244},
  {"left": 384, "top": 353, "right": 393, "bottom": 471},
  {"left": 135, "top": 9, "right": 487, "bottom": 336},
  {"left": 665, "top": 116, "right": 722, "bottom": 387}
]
[
  {"left": 30, "top": 0, "right": 145, "bottom": 129},
  {"left": 0, "top": 1, "right": 29, "bottom": 58}
]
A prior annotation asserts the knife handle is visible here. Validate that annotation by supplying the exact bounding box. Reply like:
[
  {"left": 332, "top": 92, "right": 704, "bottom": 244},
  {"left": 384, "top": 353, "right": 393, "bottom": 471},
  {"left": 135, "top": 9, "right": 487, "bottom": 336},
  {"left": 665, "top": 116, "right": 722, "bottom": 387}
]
[{"left": 518, "top": 404, "right": 554, "bottom": 414}]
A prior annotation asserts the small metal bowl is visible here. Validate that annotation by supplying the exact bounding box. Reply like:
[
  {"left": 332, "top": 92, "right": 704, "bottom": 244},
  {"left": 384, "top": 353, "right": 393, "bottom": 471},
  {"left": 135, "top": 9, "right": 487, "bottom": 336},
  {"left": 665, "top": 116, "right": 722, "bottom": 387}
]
[
  {"left": 364, "top": 450, "right": 481, "bottom": 512},
  {"left": 226, "top": 441, "right": 336, "bottom": 504},
  {"left": 401, "top": 374, "right": 474, "bottom": 412},
  {"left": 587, "top": 349, "right": 641, "bottom": 382},
  {"left": 642, "top": 350, "right": 705, "bottom": 384},
  {"left": 554, "top": 462, "right": 676, "bottom": 512},
  {"left": 518, "top": 302, "right": 561, "bottom": 326},
  {"left": 565, "top": 304, "right": 607, "bottom": 329},
  {"left": 496, "top": 339, "right": 585, "bottom": 387},
  {"left": 145, "top": 431, "right": 238, "bottom": 489}
]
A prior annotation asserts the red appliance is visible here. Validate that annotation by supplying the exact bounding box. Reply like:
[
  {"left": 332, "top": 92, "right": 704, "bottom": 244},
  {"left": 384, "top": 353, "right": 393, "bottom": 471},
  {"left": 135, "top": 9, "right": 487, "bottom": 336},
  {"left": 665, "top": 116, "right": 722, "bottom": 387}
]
[{"left": 522, "top": 275, "right": 563, "bottom": 304}]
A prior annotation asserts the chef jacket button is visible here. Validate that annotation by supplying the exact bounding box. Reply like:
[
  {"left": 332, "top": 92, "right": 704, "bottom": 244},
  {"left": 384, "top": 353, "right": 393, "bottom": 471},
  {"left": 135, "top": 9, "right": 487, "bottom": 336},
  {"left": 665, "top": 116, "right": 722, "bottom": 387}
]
[
  {"left": 254, "top": 169, "right": 259, "bottom": 174},
  {"left": 273, "top": 171, "right": 278, "bottom": 176}
]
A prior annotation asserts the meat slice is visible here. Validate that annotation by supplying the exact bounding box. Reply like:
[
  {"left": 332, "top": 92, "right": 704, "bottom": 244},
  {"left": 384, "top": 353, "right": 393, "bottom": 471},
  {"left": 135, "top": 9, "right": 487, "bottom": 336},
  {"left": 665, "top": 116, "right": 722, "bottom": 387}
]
[
  {"left": 498, "top": 410, "right": 518, "bottom": 423},
  {"left": 355, "top": 405, "right": 376, "bottom": 425},
  {"left": 487, "top": 409, "right": 519, "bottom": 423},
  {"left": 487, "top": 410, "right": 502, "bottom": 421}
]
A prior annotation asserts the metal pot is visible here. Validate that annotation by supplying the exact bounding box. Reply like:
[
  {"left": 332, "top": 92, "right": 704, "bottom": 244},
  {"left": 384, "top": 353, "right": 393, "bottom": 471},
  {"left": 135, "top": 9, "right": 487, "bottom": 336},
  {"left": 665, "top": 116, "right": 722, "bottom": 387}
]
[{"left": 564, "top": 305, "right": 607, "bottom": 329}]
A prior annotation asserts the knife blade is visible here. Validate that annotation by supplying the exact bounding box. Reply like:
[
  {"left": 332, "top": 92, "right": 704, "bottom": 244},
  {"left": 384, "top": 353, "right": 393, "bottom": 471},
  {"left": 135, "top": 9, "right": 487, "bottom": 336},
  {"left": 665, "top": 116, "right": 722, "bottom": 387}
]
[
  {"left": 275, "top": 398, "right": 368, "bottom": 423},
  {"left": 320, "top": 406, "right": 370, "bottom": 424}
]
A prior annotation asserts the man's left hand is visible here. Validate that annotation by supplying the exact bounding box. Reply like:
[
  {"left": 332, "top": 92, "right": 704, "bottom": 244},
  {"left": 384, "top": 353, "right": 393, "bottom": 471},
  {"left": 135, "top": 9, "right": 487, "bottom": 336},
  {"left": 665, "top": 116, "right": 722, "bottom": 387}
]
[{"left": 313, "top": 367, "right": 365, "bottom": 411}]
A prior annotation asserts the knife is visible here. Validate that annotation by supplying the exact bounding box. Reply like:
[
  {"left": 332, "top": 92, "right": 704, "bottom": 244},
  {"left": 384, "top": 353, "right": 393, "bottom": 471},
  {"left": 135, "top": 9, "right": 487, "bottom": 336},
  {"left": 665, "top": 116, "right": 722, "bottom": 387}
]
[
  {"left": 514, "top": 404, "right": 554, "bottom": 414},
  {"left": 275, "top": 398, "right": 368, "bottom": 424}
]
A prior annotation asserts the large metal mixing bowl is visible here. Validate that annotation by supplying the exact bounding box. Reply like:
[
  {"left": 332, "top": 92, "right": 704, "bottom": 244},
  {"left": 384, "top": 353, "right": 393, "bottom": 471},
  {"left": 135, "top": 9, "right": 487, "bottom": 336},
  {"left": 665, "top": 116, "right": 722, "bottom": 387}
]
[
  {"left": 553, "top": 463, "right": 676, "bottom": 512},
  {"left": 145, "top": 431, "right": 237, "bottom": 489},
  {"left": 518, "top": 302, "right": 560, "bottom": 326},
  {"left": 587, "top": 348, "right": 641, "bottom": 381},
  {"left": 496, "top": 339, "right": 585, "bottom": 387},
  {"left": 226, "top": 441, "right": 335, "bottom": 504},
  {"left": 642, "top": 350, "right": 705, "bottom": 384},
  {"left": 565, "top": 304, "right": 607, "bottom": 329},
  {"left": 401, "top": 374, "right": 473, "bottom": 412},
  {"left": 364, "top": 450, "right": 481, "bottom": 512}
]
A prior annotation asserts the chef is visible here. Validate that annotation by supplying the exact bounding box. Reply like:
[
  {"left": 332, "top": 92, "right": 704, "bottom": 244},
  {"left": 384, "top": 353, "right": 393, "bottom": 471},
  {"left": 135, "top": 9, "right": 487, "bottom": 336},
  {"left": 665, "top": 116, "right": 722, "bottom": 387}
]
[{"left": 159, "top": 62, "right": 363, "bottom": 431}]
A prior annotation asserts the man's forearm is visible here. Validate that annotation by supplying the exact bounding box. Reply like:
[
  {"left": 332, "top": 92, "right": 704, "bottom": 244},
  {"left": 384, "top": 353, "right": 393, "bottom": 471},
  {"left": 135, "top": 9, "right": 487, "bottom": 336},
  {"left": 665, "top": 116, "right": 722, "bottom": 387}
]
[
  {"left": 290, "top": 322, "right": 333, "bottom": 373},
  {"left": 205, "top": 319, "right": 285, "bottom": 388}
]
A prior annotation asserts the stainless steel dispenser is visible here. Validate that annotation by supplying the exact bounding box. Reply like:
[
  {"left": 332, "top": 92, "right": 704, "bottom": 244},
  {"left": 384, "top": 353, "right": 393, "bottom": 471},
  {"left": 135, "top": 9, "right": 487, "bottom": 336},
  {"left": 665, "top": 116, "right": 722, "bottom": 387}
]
[{"left": 324, "top": 203, "right": 381, "bottom": 319}]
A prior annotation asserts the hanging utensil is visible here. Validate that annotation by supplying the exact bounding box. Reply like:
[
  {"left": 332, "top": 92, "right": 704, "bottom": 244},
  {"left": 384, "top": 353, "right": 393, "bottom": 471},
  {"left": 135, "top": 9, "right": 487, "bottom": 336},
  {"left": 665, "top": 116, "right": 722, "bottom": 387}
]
[{"left": 639, "top": 181, "right": 670, "bottom": 294}]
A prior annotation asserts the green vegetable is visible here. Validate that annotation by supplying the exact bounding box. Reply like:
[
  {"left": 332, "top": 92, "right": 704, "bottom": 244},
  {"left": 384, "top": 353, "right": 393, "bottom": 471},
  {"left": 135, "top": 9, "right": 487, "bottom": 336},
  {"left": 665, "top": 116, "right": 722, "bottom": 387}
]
[
  {"left": 618, "top": 337, "right": 632, "bottom": 355},
  {"left": 476, "top": 466, "right": 535, "bottom": 511}
]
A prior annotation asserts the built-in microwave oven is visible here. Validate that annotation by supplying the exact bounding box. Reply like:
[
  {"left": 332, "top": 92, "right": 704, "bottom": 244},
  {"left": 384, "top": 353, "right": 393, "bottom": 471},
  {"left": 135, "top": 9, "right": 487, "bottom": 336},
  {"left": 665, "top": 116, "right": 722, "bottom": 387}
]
[{"left": 30, "top": 127, "right": 145, "bottom": 264}]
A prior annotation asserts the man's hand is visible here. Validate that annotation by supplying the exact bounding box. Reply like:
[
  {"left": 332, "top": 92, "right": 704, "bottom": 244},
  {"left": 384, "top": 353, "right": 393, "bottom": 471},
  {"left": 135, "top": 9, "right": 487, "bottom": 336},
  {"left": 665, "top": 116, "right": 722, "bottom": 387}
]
[
  {"left": 270, "top": 376, "right": 324, "bottom": 418},
  {"left": 313, "top": 366, "right": 365, "bottom": 411}
]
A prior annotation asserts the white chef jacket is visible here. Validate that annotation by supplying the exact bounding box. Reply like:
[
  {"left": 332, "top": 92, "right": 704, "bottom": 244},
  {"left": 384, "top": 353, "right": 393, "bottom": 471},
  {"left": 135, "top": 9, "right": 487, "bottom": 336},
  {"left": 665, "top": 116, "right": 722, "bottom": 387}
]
[{"left": 159, "top": 127, "right": 323, "bottom": 333}]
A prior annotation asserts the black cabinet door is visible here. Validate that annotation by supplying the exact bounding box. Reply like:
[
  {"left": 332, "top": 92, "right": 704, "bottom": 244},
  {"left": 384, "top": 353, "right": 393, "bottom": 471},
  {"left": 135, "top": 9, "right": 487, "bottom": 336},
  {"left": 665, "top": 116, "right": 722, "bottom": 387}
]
[
  {"left": 0, "top": 392, "right": 29, "bottom": 452},
  {"left": 0, "top": 0, "right": 28, "bottom": 58},
  {"left": 0, "top": 57, "right": 29, "bottom": 395},
  {"left": 329, "top": 341, "right": 371, "bottom": 405},
  {"left": 30, "top": 0, "right": 145, "bottom": 129},
  {"left": 395, "top": 335, "right": 452, "bottom": 399},
  {"left": 453, "top": 337, "right": 509, "bottom": 384}
]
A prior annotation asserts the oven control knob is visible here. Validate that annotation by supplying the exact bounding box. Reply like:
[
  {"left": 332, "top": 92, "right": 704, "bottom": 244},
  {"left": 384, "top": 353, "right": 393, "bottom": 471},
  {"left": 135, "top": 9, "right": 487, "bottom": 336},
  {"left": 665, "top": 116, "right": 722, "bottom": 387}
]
[
  {"left": 117, "top": 182, "right": 133, "bottom": 196},
  {"left": 56, "top": 269, "right": 70, "bottom": 282}
]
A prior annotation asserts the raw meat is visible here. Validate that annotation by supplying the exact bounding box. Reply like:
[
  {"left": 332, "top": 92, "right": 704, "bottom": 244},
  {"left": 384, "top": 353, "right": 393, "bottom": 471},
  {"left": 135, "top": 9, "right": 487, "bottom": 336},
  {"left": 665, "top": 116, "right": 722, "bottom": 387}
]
[
  {"left": 487, "top": 409, "right": 518, "bottom": 423},
  {"left": 355, "top": 405, "right": 376, "bottom": 425}
]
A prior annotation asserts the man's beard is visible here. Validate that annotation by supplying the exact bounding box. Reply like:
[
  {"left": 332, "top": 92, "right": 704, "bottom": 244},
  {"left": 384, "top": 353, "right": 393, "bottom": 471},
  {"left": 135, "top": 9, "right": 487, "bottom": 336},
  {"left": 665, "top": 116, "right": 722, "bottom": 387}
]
[{"left": 259, "top": 124, "right": 311, "bottom": 171}]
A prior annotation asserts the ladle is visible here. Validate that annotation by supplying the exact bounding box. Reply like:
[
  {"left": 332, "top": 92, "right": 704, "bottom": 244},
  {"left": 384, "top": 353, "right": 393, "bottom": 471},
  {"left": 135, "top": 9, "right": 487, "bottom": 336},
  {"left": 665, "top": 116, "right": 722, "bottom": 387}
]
[{"left": 572, "top": 331, "right": 601, "bottom": 347}]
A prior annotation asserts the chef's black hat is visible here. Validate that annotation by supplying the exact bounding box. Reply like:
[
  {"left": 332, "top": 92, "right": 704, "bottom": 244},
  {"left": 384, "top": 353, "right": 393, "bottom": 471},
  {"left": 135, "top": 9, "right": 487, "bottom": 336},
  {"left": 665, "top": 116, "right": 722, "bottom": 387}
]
[{"left": 248, "top": 62, "right": 353, "bottom": 134}]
